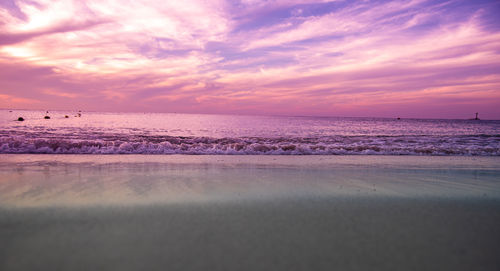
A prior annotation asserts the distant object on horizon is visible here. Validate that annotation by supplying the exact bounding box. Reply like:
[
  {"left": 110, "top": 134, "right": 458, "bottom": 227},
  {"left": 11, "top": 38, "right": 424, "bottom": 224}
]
[
  {"left": 397, "top": 117, "right": 401, "bottom": 120},
  {"left": 471, "top": 112, "right": 480, "bottom": 120},
  {"left": 65, "top": 115, "right": 69, "bottom": 118},
  {"left": 44, "top": 116, "right": 50, "bottom": 119},
  {"left": 17, "top": 117, "right": 24, "bottom": 121}
]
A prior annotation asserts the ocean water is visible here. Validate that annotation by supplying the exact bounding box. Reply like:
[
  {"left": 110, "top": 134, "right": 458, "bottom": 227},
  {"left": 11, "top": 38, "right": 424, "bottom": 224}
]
[
  {"left": 1, "top": 109, "right": 499, "bottom": 155},
  {"left": 2, "top": 108, "right": 500, "bottom": 271}
]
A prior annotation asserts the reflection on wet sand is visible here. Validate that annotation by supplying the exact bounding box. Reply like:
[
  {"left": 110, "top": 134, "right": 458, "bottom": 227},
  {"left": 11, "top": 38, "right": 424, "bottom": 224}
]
[
  {"left": 1, "top": 155, "right": 500, "bottom": 271},
  {"left": 1, "top": 155, "right": 499, "bottom": 207}
]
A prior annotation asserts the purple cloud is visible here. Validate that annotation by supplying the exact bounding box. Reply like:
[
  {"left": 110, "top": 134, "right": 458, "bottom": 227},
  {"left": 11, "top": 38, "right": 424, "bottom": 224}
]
[{"left": 0, "top": 0, "right": 499, "bottom": 119}]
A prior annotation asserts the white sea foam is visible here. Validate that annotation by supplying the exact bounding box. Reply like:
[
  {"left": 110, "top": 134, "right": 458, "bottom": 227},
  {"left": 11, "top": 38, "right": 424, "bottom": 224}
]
[
  {"left": 0, "top": 133, "right": 498, "bottom": 155},
  {"left": 1, "top": 110, "right": 499, "bottom": 155}
]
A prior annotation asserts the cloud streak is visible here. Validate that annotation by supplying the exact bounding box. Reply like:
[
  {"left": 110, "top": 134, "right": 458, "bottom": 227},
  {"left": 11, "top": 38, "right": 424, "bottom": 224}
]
[{"left": 1, "top": 0, "right": 499, "bottom": 119}]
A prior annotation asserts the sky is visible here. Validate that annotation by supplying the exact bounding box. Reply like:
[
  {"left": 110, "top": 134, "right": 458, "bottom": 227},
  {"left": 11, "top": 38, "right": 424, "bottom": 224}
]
[{"left": 0, "top": 0, "right": 499, "bottom": 119}]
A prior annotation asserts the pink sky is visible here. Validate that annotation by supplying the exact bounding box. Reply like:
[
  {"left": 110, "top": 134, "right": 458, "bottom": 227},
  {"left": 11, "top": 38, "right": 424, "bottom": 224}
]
[{"left": 1, "top": 0, "right": 499, "bottom": 119}]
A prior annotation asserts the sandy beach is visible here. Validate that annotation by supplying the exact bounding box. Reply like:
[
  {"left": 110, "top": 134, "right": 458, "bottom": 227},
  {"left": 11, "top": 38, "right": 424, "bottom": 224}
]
[
  {"left": 2, "top": 0, "right": 500, "bottom": 269},
  {"left": 1, "top": 155, "right": 499, "bottom": 270}
]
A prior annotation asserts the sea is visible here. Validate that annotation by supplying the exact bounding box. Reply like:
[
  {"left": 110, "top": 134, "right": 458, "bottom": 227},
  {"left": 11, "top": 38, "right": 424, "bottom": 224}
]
[
  {"left": 1, "top": 109, "right": 499, "bottom": 155},
  {"left": 2, "top": 109, "right": 500, "bottom": 270}
]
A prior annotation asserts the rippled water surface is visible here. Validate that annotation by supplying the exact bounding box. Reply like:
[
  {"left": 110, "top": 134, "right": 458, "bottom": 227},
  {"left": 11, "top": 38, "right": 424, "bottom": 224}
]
[{"left": 1, "top": 110, "right": 499, "bottom": 155}]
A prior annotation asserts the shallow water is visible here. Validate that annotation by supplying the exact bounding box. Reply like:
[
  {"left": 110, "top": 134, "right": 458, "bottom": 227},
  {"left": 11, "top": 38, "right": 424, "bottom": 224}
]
[{"left": 1, "top": 155, "right": 499, "bottom": 207}]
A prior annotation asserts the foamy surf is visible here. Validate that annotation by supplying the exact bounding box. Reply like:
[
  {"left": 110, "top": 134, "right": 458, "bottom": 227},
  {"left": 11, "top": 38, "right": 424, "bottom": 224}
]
[
  {"left": 1, "top": 110, "right": 499, "bottom": 155},
  {"left": 0, "top": 133, "right": 498, "bottom": 155}
]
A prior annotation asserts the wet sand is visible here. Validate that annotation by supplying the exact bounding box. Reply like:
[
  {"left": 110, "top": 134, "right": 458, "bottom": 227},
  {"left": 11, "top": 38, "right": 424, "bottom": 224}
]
[{"left": 0, "top": 155, "right": 499, "bottom": 270}]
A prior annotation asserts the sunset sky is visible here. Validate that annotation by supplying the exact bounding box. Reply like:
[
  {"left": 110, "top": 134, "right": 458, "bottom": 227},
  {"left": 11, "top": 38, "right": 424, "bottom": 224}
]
[{"left": 0, "top": 0, "right": 499, "bottom": 119}]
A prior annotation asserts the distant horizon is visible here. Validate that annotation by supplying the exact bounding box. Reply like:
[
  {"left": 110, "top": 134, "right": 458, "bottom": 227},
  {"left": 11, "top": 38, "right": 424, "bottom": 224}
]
[
  {"left": 2, "top": 107, "right": 498, "bottom": 121},
  {"left": 1, "top": 0, "right": 500, "bottom": 119}
]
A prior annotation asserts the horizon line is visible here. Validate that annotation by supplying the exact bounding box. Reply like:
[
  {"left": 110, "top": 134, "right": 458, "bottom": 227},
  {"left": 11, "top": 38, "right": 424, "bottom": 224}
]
[{"left": 1, "top": 107, "right": 497, "bottom": 121}]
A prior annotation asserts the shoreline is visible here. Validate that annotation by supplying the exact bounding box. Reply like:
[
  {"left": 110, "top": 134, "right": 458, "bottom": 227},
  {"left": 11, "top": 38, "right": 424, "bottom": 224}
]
[
  {"left": 1, "top": 153, "right": 499, "bottom": 167},
  {"left": 1, "top": 154, "right": 499, "bottom": 207},
  {"left": 1, "top": 154, "right": 499, "bottom": 270}
]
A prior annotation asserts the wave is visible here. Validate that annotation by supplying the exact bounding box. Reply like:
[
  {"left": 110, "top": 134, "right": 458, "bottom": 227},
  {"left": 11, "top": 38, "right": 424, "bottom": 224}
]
[{"left": 0, "top": 132, "right": 498, "bottom": 155}]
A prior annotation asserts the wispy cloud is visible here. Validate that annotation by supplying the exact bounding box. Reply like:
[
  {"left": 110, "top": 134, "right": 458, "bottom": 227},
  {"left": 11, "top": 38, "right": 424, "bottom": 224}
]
[{"left": 1, "top": 0, "right": 499, "bottom": 118}]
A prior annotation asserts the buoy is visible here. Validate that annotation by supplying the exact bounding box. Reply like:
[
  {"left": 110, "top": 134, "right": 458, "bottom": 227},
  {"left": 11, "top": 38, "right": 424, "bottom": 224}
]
[
  {"left": 65, "top": 115, "right": 69, "bottom": 118},
  {"left": 17, "top": 117, "right": 24, "bottom": 121},
  {"left": 397, "top": 117, "right": 401, "bottom": 120},
  {"left": 44, "top": 116, "right": 50, "bottom": 119}
]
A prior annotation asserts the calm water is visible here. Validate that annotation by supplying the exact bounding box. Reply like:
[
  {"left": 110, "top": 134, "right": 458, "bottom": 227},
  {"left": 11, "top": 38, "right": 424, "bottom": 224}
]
[{"left": 1, "top": 109, "right": 499, "bottom": 155}]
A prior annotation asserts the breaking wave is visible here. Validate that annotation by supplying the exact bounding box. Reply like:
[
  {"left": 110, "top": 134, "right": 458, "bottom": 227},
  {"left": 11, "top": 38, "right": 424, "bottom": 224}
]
[{"left": 0, "top": 131, "right": 498, "bottom": 155}]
